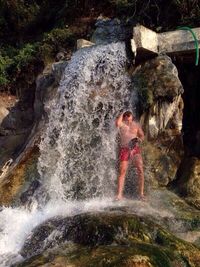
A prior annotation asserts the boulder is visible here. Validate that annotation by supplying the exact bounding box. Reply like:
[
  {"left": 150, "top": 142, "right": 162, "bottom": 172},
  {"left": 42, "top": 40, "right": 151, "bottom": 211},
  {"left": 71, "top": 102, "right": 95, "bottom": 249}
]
[
  {"left": 17, "top": 211, "right": 200, "bottom": 267},
  {"left": 77, "top": 39, "right": 95, "bottom": 49},
  {"left": 0, "top": 60, "right": 67, "bottom": 206},
  {"left": 174, "top": 157, "right": 200, "bottom": 209},
  {"left": 91, "top": 17, "right": 132, "bottom": 45},
  {"left": 132, "top": 55, "right": 184, "bottom": 186}
]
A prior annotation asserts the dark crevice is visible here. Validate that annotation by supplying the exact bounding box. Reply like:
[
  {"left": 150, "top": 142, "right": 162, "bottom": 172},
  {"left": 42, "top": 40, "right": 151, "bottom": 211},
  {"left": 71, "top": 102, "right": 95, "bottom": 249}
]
[{"left": 173, "top": 58, "right": 200, "bottom": 158}]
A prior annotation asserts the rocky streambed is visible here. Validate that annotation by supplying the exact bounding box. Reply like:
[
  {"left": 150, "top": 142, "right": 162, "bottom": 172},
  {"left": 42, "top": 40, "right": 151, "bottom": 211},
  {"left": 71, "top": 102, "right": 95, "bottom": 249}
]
[{"left": 11, "top": 189, "right": 200, "bottom": 267}]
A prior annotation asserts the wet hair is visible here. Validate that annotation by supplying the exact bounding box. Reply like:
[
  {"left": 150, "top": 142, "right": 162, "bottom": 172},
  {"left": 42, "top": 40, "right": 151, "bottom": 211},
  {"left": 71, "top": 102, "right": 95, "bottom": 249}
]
[{"left": 123, "top": 111, "right": 133, "bottom": 118}]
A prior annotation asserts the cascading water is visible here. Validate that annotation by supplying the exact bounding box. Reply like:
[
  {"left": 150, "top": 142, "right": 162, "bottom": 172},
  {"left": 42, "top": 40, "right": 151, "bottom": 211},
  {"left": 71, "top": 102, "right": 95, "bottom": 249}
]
[
  {"left": 0, "top": 42, "right": 136, "bottom": 266},
  {"left": 37, "top": 42, "right": 134, "bottom": 203}
]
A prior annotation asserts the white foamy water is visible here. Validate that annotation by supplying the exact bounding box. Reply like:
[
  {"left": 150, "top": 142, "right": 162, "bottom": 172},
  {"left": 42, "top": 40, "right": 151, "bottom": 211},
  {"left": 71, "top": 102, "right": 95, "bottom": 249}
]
[
  {"left": 37, "top": 42, "right": 134, "bottom": 203},
  {"left": 0, "top": 42, "right": 137, "bottom": 266},
  {"left": 0, "top": 196, "right": 176, "bottom": 267},
  {"left": 0, "top": 198, "right": 116, "bottom": 266},
  {"left": 1, "top": 41, "right": 196, "bottom": 267}
]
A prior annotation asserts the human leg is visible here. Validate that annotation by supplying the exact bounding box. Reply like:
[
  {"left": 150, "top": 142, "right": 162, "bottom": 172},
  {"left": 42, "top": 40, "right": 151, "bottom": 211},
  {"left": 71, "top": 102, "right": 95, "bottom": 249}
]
[
  {"left": 132, "top": 154, "right": 145, "bottom": 197},
  {"left": 116, "top": 160, "right": 129, "bottom": 200}
]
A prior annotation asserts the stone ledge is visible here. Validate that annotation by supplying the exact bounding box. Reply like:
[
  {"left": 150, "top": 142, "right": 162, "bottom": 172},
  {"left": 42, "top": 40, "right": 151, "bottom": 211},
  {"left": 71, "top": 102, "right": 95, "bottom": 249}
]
[
  {"left": 131, "top": 25, "right": 200, "bottom": 56},
  {"left": 77, "top": 39, "right": 95, "bottom": 49}
]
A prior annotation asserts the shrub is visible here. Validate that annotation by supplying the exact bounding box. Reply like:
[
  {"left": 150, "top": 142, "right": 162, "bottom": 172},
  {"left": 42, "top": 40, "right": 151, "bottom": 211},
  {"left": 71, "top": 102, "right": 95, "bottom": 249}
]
[
  {"left": 42, "top": 28, "right": 75, "bottom": 50},
  {"left": 13, "top": 43, "right": 38, "bottom": 71},
  {"left": 39, "top": 27, "right": 75, "bottom": 63},
  {"left": 0, "top": 53, "right": 13, "bottom": 86}
]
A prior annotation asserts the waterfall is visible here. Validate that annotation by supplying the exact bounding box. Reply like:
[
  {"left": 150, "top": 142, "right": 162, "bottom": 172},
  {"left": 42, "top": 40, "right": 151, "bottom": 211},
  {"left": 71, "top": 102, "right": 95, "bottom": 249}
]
[
  {"left": 38, "top": 42, "right": 133, "bottom": 203},
  {"left": 0, "top": 42, "right": 136, "bottom": 266}
]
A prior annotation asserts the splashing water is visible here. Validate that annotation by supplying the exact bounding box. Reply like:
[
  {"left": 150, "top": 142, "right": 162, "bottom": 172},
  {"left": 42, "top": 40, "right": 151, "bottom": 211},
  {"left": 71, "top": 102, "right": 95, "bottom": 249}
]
[
  {"left": 0, "top": 198, "right": 117, "bottom": 266},
  {"left": 38, "top": 42, "right": 134, "bottom": 203},
  {"left": 0, "top": 42, "right": 198, "bottom": 267},
  {"left": 0, "top": 42, "right": 137, "bottom": 266}
]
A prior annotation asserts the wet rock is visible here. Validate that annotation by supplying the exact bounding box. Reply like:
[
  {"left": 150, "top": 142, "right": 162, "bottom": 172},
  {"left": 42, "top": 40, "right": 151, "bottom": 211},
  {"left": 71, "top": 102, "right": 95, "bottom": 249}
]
[
  {"left": 77, "top": 39, "right": 95, "bottom": 49},
  {"left": 18, "top": 211, "right": 200, "bottom": 266},
  {"left": 35, "top": 61, "right": 67, "bottom": 121},
  {"left": 15, "top": 245, "right": 173, "bottom": 267},
  {"left": 132, "top": 55, "right": 184, "bottom": 186},
  {"left": 91, "top": 17, "right": 132, "bottom": 45},
  {"left": 0, "top": 93, "right": 33, "bottom": 173},
  {"left": 173, "top": 157, "right": 200, "bottom": 209},
  {"left": 0, "top": 146, "right": 40, "bottom": 206},
  {"left": 20, "top": 179, "right": 41, "bottom": 204},
  {"left": 0, "top": 59, "right": 67, "bottom": 205},
  {"left": 142, "top": 135, "right": 184, "bottom": 187},
  {"left": 133, "top": 55, "right": 183, "bottom": 138},
  {"left": 34, "top": 73, "right": 55, "bottom": 121},
  {"left": 52, "top": 61, "right": 68, "bottom": 84},
  {"left": 55, "top": 52, "right": 65, "bottom": 62}
]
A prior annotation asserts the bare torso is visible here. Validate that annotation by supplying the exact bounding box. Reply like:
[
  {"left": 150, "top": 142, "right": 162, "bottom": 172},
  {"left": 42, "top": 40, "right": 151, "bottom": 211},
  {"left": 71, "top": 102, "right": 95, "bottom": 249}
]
[{"left": 119, "top": 121, "right": 139, "bottom": 147}]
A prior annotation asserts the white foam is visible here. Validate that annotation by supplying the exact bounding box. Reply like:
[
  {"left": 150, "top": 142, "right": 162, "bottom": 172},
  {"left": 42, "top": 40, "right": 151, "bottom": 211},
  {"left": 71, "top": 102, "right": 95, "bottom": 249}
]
[{"left": 0, "top": 197, "right": 116, "bottom": 266}]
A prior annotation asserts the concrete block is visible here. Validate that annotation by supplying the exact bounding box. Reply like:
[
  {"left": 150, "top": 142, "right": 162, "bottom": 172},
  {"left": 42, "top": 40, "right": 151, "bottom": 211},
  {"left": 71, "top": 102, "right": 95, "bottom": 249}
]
[
  {"left": 133, "top": 25, "right": 158, "bottom": 54},
  {"left": 77, "top": 39, "right": 95, "bottom": 49},
  {"left": 131, "top": 25, "right": 200, "bottom": 57}
]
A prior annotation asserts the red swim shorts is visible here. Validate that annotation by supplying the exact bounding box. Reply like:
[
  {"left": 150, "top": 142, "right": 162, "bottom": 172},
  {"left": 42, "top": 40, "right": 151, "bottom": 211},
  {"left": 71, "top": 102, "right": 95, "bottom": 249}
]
[{"left": 119, "top": 146, "right": 141, "bottom": 161}]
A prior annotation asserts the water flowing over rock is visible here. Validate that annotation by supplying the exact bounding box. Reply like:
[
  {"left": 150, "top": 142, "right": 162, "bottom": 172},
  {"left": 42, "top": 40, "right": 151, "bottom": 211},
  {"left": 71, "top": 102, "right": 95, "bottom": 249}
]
[
  {"left": 91, "top": 17, "right": 132, "bottom": 45},
  {"left": 37, "top": 42, "right": 134, "bottom": 203},
  {"left": 17, "top": 209, "right": 200, "bottom": 267},
  {"left": 0, "top": 34, "right": 199, "bottom": 267}
]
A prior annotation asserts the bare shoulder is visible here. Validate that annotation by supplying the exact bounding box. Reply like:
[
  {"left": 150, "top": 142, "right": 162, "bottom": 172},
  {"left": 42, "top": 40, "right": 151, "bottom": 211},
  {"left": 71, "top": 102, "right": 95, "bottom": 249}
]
[
  {"left": 118, "top": 121, "right": 125, "bottom": 128},
  {"left": 116, "top": 119, "right": 124, "bottom": 128},
  {"left": 131, "top": 121, "right": 141, "bottom": 129}
]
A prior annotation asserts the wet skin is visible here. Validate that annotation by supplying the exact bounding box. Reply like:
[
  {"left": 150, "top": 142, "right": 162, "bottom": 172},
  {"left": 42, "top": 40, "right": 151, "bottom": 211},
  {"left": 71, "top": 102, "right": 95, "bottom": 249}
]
[{"left": 115, "top": 113, "right": 145, "bottom": 200}]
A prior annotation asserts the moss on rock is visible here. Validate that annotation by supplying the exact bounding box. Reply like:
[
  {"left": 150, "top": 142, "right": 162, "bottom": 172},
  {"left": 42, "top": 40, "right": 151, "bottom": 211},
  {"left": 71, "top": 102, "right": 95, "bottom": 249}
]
[
  {"left": 0, "top": 146, "right": 40, "bottom": 206},
  {"left": 17, "top": 212, "right": 200, "bottom": 266}
]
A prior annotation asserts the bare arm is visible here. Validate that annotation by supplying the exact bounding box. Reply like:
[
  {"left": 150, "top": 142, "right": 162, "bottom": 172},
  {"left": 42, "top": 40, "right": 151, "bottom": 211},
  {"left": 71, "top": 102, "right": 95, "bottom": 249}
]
[
  {"left": 115, "top": 113, "right": 124, "bottom": 128},
  {"left": 137, "top": 125, "right": 145, "bottom": 142}
]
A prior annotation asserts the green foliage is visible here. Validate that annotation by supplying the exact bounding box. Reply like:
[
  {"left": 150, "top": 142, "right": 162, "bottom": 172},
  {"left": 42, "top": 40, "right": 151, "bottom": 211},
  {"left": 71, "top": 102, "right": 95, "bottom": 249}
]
[
  {"left": 172, "top": 0, "right": 200, "bottom": 25},
  {"left": 0, "top": 43, "right": 38, "bottom": 87},
  {"left": 0, "top": 26, "right": 75, "bottom": 89},
  {"left": 13, "top": 43, "right": 38, "bottom": 71},
  {"left": 0, "top": 53, "right": 13, "bottom": 86},
  {"left": 39, "top": 28, "right": 75, "bottom": 63},
  {"left": 0, "top": 0, "right": 200, "bottom": 93},
  {"left": 42, "top": 28, "right": 74, "bottom": 49}
]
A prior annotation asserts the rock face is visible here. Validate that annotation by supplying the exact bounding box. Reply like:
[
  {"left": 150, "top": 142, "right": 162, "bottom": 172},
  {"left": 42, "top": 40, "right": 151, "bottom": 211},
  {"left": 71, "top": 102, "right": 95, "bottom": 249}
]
[
  {"left": 91, "top": 17, "right": 132, "bottom": 45},
  {"left": 131, "top": 25, "right": 200, "bottom": 57},
  {"left": 0, "top": 52, "right": 185, "bottom": 202},
  {"left": 174, "top": 157, "right": 200, "bottom": 208},
  {"left": 77, "top": 39, "right": 95, "bottom": 49},
  {"left": 16, "top": 210, "right": 200, "bottom": 267},
  {"left": 0, "top": 94, "right": 33, "bottom": 170},
  {"left": 0, "top": 146, "right": 40, "bottom": 205},
  {"left": 133, "top": 55, "right": 183, "bottom": 138},
  {"left": 0, "top": 61, "right": 67, "bottom": 206},
  {"left": 132, "top": 55, "right": 184, "bottom": 186}
]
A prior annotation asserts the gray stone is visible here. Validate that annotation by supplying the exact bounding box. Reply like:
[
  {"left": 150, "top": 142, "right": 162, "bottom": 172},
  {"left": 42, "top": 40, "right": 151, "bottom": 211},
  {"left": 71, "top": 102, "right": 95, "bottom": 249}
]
[
  {"left": 133, "top": 55, "right": 184, "bottom": 138},
  {"left": 133, "top": 25, "right": 158, "bottom": 54},
  {"left": 91, "top": 17, "right": 131, "bottom": 45},
  {"left": 19, "top": 204, "right": 200, "bottom": 266},
  {"left": 175, "top": 157, "right": 200, "bottom": 208},
  {"left": 131, "top": 25, "right": 200, "bottom": 57},
  {"left": 77, "top": 39, "right": 95, "bottom": 49},
  {"left": 52, "top": 61, "right": 68, "bottom": 83},
  {"left": 132, "top": 55, "right": 184, "bottom": 186}
]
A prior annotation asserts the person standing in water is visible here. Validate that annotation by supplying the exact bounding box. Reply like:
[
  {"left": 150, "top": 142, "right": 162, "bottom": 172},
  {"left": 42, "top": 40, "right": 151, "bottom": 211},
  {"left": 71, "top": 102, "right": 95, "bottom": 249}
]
[{"left": 115, "top": 111, "right": 145, "bottom": 200}]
